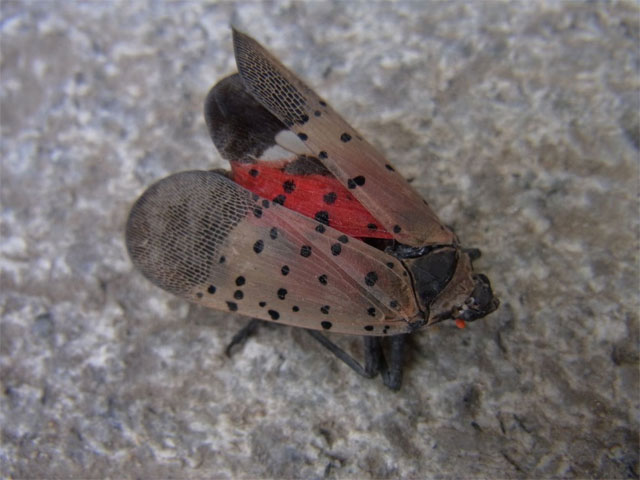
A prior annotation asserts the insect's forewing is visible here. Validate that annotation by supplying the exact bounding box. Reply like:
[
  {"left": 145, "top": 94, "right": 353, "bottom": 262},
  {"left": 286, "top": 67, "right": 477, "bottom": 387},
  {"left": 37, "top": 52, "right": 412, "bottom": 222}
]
[
  {"left": 126, "top": 170, "right": 420, "bottom": 336},
  {"left": 231, "top": 29, "right": 455, "bottom": 248}
]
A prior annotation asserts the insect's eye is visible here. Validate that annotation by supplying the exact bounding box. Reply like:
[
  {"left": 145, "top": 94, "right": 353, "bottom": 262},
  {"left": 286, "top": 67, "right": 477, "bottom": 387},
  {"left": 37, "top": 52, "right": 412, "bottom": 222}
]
[{"left": 409, "top": 248, "right": 457, "bottom": 308}]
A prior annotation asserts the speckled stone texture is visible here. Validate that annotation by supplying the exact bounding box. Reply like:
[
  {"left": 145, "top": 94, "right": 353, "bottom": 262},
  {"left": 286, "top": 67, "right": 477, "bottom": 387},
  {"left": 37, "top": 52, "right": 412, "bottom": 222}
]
[{"left": 1, "top": 1, "right": 638, "bottom": 478}]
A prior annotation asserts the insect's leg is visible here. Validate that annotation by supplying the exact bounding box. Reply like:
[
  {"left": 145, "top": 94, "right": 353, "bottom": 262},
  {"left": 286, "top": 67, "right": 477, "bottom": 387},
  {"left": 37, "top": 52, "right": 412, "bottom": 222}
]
[
  {"left": 306, "top": 330, "right": 378, "bottom": 379},
  {"left": 225, "top": 318, "right": 261, "bottom": 357},
  {"left": 363, "top": 336, "right": 384, "bottom": 377},
  {"left": 378, "top": 335, "right": 407, "bottom": 391}
]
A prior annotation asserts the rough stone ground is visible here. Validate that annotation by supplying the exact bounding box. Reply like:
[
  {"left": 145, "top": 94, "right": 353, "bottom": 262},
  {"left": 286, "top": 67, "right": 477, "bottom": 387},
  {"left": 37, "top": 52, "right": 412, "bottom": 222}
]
[{"left": 1, "top": 1, "right": 638, "bottom": 478}]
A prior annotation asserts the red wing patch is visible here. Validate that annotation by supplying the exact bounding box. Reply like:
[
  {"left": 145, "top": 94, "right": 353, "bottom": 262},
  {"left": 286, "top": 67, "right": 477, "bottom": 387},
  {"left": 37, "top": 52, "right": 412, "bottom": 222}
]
[{"left": 231, "top": 162, "right": 392, "bottom": 240}]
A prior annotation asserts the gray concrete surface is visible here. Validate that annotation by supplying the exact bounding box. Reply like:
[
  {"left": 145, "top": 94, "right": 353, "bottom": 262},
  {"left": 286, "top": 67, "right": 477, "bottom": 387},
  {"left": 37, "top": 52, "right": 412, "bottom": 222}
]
[{"left": 1, "top": 1, "right": 638, "bottom": 478}]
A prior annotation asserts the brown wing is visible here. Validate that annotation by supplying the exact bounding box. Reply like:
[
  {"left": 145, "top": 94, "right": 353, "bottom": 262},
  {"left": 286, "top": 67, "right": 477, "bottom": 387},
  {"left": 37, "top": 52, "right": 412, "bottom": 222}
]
[
  {"left": 231, "top": 28, "right": 455, "bottom": 248},
  {"left": 126, "top": 170, "right": 421, "bottom": 336}
]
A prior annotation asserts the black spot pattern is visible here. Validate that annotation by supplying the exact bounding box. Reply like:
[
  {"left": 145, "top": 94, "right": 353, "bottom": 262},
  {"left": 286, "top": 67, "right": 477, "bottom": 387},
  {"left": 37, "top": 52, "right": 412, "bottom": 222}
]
[
  {"left": 320, "top": 306, "right": 330, "bottom": 315},
  {"left": 338, "top": 235, "right": 348, "bottom": 244},
  {"left": 196, "top": 292, "right": 203, "bottom": 299},
  {"left": 319, "top": 151, "right": 328, "bottom": 159},
  {"left": 268, "top": 310, "right": 280, "bottom": 320},
  {"left": 364, "top": 325, "right": 374, "bottom": 332},
  {"left": 390, "top": 300, "right": 399, "bottom": 309},
  {"left": 367, "top": 223, "right": 377, "bottom": 230},
  {"left": 253, "top": 240, "right": 264, "bottom": 254},
  {"left": 253, "top": 206, "right": 262, "bottom": 218},
  {"left": 383, "top": 326, "right": 390, "bottom": 334},
  {"left": 298, "top": 133, "right": 308, "bottom": 141},
  {"left": 323, "top": 192, "right": 337, "bottom": 204},
  {"left": 318, "top": 274, "right": 328, "bottom": 285},
  {"left": 321, "top": 320, "right": 332, "bottom": 329},
  {"left": 208, "top": 285, "right": 216, "bottom": 294},
  {"left": 340, "top": 133, "right": 352, "bottom": 142},
  {"left": 252, "top": 193, "right": 259, "bottom": 202},
  {"left": 283, "top": 180, "right": 296, "bottom": 193},
  {"left": 277, "top": 288, "right": 287, "bottom": 300},
  {"left": 300, "top": 245, "right": 312, "bottom": 257},
  {"left": 281, "top": 265, "right": 290, "bottom": 275},
  {"left": 393, "top": 225, "right": 402, "bottom": 234},
  {"left": 259, "top": 301, "right": 267, "bottom": 307},
  {"left": 236, "top": 276, "right": 245, "bottom": 286},
  {"left": 319, "top": 100, "right": 327, "bottom": 106},
  {"left": 386, "top": 262, "right": 394, "bottom": 269},
  {"left": 353, "top": 176, "right": 366, "bottom": 186},
  {"left": 227, "top": 301, "right": 238, "bottom": 312},
  {"left": 364, "top": 271, "right": 378, "bottom": 287},
  {"left": 292, "top": 306, "right": 300, "bottom": 312},
  {"left": 315, "top": 224, "right": 326, "bottom": 234},
  {"left": 385, "top": 164, "right": 395, "bottom": 172},
  {"left": 273, "top": 194, "right": 286, "bottom": 205},
  {"left": 315, "top": 210, "right": 330, "bottom": 225},
  {"left": 367, "top": 307, "right": 376, "bottom": 317},
  {"left": 219, "top": 256, "right": 226, "bottom": 264},
  {"left": 249, "top": 168, "right": 259, "bottom": 177},
  {"left": 234, "top": 290, "right": 243, "bottom": 300},
  {"left": 300, "top": 114, "right": 309, "bottom": 123},
  {"left": 314, "top": 110, "right": 321, "bottom": 117},
  {"left": 331, "top": 243, "right": 342, "bottom": 256},
  {"left": 262, "top": 199, "right": 270, "bottom": 208},
  {"left": 269, "top": 227, "right": 278, "bottom": 239}
]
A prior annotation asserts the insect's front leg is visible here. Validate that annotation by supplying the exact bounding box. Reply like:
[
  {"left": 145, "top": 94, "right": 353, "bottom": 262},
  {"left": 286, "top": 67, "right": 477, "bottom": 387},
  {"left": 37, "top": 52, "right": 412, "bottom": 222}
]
[{"left": 377, "top": 334, "right": 407, "bottom": 391}]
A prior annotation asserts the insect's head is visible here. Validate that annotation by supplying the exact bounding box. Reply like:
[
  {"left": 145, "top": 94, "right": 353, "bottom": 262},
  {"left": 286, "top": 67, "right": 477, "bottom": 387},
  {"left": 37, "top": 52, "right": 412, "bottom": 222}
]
[{"left": 401, "top": 246, "right": 498, "bottom": 328}]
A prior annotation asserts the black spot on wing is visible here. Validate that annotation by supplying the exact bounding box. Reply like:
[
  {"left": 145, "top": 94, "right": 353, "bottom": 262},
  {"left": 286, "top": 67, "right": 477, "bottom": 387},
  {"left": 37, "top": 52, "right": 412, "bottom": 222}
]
[
  {"left": 364, "top": 272, "right": 378, "bottom": 287},
  {"left": 283, "top": 180, "right": 296, "bottom": 194},
  {"left": 323, "top": 192, "right": 337, "bottom": 205},
  {"left": 227, "top": 301, "right": 238, "bottom": 312},
  {"left": 314, "top": 211, "right": 330, "bottom": 226}
]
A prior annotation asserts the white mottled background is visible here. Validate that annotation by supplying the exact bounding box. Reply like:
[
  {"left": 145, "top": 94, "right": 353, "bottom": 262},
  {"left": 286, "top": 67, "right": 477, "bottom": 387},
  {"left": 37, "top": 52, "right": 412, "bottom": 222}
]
[{"left": 1, "top": 1, "right": 638, "bottom": 478}]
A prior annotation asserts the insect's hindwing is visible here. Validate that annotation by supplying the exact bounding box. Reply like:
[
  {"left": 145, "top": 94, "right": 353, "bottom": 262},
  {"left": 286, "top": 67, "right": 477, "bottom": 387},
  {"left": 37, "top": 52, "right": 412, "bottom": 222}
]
[
  {"left": 232, "top": 28, "right": 455, "bottom": 248},
  {"left": 125, "top": 170, "right": 420, "bottom": 336}
]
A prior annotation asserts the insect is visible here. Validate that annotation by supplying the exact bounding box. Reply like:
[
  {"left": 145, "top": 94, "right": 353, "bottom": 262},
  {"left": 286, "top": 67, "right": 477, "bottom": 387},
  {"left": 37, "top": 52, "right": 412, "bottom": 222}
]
[{"left": 126, "top": 29, "right": 499, "bottom": 390}]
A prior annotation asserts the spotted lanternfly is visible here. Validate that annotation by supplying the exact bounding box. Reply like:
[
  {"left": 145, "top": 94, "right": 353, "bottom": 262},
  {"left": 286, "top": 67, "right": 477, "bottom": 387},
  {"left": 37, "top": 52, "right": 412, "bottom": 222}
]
[{"left": 126, "top": 29, "right": 499, "bottom": 390}]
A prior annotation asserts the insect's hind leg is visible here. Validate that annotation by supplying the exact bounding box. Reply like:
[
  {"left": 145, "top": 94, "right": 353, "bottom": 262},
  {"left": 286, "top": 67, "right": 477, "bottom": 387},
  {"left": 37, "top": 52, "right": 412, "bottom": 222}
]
[{"left": 225, "top": 318, "right": 261, "bottom": 357}]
